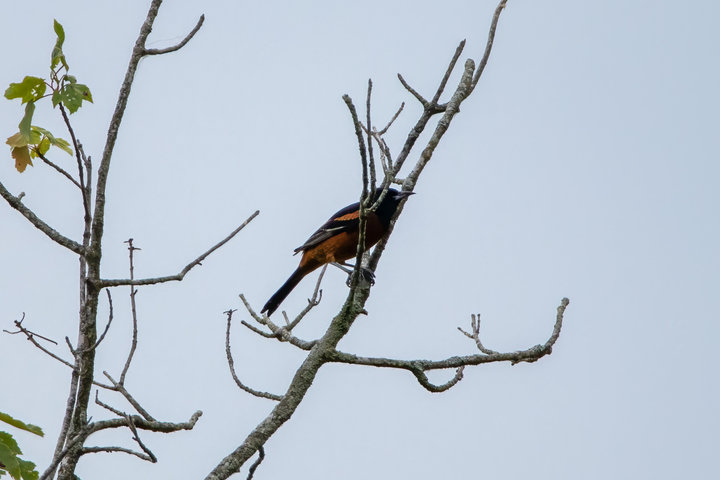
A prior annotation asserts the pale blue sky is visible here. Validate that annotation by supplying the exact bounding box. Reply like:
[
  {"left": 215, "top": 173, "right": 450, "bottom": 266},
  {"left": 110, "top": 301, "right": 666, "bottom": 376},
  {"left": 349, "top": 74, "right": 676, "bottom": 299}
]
[{"left": 2, "top": 1, "right": 719, "bottom": 479}]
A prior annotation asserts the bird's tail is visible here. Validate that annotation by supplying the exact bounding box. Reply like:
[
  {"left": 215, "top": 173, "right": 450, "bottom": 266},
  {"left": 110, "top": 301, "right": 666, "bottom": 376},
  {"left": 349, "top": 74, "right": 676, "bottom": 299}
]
[{"left": 261, "top": 267, "right": 306, "bottom": 316}]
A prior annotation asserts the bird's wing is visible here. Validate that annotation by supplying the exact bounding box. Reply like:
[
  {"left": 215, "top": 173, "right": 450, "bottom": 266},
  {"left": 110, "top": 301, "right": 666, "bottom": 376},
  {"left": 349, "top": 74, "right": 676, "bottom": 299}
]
[{"left": 293, "top": 201, "right": 360, "bottom": 254}]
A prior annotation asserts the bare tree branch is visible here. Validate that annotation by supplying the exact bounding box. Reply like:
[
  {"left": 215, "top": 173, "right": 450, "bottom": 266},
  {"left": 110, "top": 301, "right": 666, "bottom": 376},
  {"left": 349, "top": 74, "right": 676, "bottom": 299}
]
[
  {"left": 432, "top": 39, "right": 467, "bottom": 105},
  {"left": 469, "top": 0, "right": 509, "bottom": 94},
  {"left": 119, "top": 239, "right": 140, "bottom": 385},
  {"left": 103, "top": 372, "right": 156, "bottom": 422},
  {"left": 246, "top": 446, "right": 265, "bottom": 480},
  {"left": 125, "top": 414, "right": 158, "bottom": 462},
  {"left": 397, "top": 73, "right": 429, "bottom": 107},
  {"left": 144, "top": 14, "right": 205, "bottom": 55},
  {"left": 238, "top": 294, "right": 316, "bottom": 350},
  {"left": 99, "top": 210, "right": 259, "bottom": 287},
  {"left": 327, "top": 298, "right": 570, "bottom": 384},
  {"left": 458, "top": 313, "right": 499, "bottom": 355},
  {"left": 80, "top": 446, "right": 153, "bottom": 462},
  {"left": 365, "top": 79, "right": 377, "bottom": 196},
  {"left": 70, "top": 290, "right": 115, "bottom": 354},
  {"left": 340, "top": 94, "right": 373, "bottom": 291},
  {"left": 286, "top": 264, "right": 326, "bottom": 331},
  {"left": 88, "top": 410, "right": 203, "bottom": 435},
  {"left": 377, "top": 102, "right": 405, "bottom": 136},
  {"left": 413, "top": 366, "right": 465, "bottom": 393},
  {"left": 35, "top": 150, "right": 83, "bottom": 190},
  {"left": 225, "top": 310, "right": 283, "bottom": 401},
  {"left": 0, "top": 181, "right": 84, "bottom": 255},
  {"left": 391, "top": 39, "right": 467, "bottom": 179},
  {"left": 58, "top": 104, "right": 91, "bottom": 220}
]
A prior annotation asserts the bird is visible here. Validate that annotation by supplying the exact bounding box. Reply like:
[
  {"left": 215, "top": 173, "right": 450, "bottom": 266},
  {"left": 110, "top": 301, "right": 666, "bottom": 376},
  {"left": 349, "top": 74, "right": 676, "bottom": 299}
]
[{"left": 261, "top": 187, "right": 414, "bottom": 316}]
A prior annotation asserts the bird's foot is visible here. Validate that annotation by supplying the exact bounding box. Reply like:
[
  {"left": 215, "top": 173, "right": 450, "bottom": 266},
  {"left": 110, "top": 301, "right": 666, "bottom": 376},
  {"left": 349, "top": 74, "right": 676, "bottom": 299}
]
[{"left": 346, "top": 267, "right": 375, "bottom": 287}]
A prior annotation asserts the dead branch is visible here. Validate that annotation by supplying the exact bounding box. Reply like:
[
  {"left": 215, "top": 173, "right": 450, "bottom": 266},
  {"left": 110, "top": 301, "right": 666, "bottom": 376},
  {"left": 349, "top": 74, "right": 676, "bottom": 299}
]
[
  {"left": 0, "top": 181, "right": 84, "bottom": 254},
  {"left": 99, "top": 210, "right": 259, "bottom": 287},
  {"left": 225, "top": 310, "right": 283, "bottom": 401},
  {"left": 458, "top": 313, "right": 500, "bottom": 355},
  {"left": 119, "top": 238, "right": 140, "bottom": 385},
  {"left": 103, "top": 372, "right": 155, "bottom": 422},
  {"left": 246, "top": 446, "right": 265, "bottom": 480},
  {"left": 238, "top": 294, "right": 316, "bottom": 350},
  {"left": 144, "top": 14, "right": 205, "bottom": 55},
  {"left": 285, "top": 264, "right": 326, "bottom": 331},
  {"left": 327, "top": 298, "right": 570, "bottom": 391},
  {"left": 35, "top": 150, "right": 83, "bottom": 190}
]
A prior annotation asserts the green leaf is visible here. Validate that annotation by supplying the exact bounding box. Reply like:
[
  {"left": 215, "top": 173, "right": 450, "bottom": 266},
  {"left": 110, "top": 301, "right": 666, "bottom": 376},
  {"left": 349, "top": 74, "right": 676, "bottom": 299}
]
[
  {"left": 31, "top": 137, "right": 51, "bottom": 158},
  {"left": 0, "top": 415, "right": 41, "bottom": 438},
  {"left": 17, "top": 459, "right": 38, "bottom": 480},
  {"left": 51, "top": 137, "right": 72, "bottom": 155},
  {"left": 51, "top": 20, "right": 68, "bottom": 70},
  {"left": 4, "top": 77, "right": 46, "bottom": 104},
  {"left": 30, "top": 127, "right": 73, "bottom": 156},
  {"left": 18, "top": 102, "right": 35, "bottom": 141},
  {"left": 0, "top": 440, "right": 21, "bottom": 479},
  {"left": 51, "top": 91, "right": 61, "bottom": 108},
  {"left": 57, "top": 83, "right": 92, "bottom": 113},
  {"left": 0, "top": 434, "right": 20, "bottom": 455}
]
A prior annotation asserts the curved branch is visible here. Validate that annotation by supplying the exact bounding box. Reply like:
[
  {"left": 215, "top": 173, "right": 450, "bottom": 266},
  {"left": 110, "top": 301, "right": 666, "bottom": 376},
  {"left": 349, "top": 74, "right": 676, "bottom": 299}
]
[
  {"left": 100, "top": 210, "right": 259, "bottom": 287},
  {"left": 0, "top": 180, "right": 84, "bottom": 255},
  {"left": 88, "top": 410, "right": 202, "bottom": 435},
  {"left": 328, "top": 298, "right": 569, "bottom": 387},
  {"left": 225, "top": 310, "right": 283, "bottom": 401},
  {"left": 412, "top": 366, "right": 465, "bottom": 393},
  {"left": 144, "top": 14, "right": 205, "bottom": 55},
  {"left": 469, "top": 0, "right": 508, "bottom": 94}
]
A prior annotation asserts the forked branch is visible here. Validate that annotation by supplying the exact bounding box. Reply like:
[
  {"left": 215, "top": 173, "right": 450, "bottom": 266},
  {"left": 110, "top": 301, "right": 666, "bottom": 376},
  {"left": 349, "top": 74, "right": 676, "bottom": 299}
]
[{"left": 328, "top": 298, "right": 570, "bottom": 392}]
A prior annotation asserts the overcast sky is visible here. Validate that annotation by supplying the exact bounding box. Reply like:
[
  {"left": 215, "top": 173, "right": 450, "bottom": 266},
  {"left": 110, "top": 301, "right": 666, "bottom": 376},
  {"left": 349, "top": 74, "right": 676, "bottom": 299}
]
[{"left": 2, "top": 1, "right": 719, "bottom": 479}]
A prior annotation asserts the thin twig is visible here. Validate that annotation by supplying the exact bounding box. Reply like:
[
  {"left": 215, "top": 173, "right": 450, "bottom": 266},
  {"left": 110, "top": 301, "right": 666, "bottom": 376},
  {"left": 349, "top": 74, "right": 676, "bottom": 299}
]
[
  {"left": 286, "top": 264, "right": 326, "bottom": 331},
  {"left": 74, "top": 290, "right": 115, "bottom": 353},
  {"left": 240, "top": 320, "right": 275, "bottom": 338},
  {"left": 0, "top": 180, "right": 84, "bottom": 254},
  {"left": 103, "top": 372, "right": 156, "bottom": 422},
  {"left": 125, "top": 414, "right": 157, "bottom": 462},
  {"left": 431, "top": 39, "right": 466, "bottom": 105},
  {"left": 95, "top": 391, "right": 126, "bottom": 417},
  {"left": 341, "top": 95, "right": 372, "bottom": 290},
  {"left": 4, "top": 313, "right": 58, "bottom": 344},
  {"left": 119, "top": 239, "right": 140, "bottom": 385},
  {"left": 365, "top": 79, "right": 376, "bottom": 197},
  {"left": 80, "top": 446, "right": 153, "bottom": 462},
  {"left": 378, "top": 102, "right": 405, "bottom": 135},
  {"left": 397, "top": 74, "right": 428, "bottom": 106},
  {"left": 58, "top": 104, "right": 91, "bottom": 220},
  {"left": 225, "top": 310, "right": 283, "bottom": 401},
  {"left": 457, "top": 313, "right": 499, "bottom": 355},
  {"left": 144, "top": 14, "right": 205, "bottom": 55},
  {"left": 246, "top": 446, "right": 265, "bottom": 480},
  {"left": 470, "top": 0, "right": 509, "bottom": 94},
  {"left": 99, "top": 210, "right": 259, "bottom": 287},
  {"left": 35, "top": 150, "right": 82, "bottom": 190},
  {"left": 239, "top": 295, "right": 317, "bottom": 350}
]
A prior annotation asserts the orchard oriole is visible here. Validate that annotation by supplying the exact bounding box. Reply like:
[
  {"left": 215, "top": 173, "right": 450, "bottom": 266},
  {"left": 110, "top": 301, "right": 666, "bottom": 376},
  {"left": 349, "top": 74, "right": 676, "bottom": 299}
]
[{"left": 261, "top": 187, "right": 413, "bottom": 316}]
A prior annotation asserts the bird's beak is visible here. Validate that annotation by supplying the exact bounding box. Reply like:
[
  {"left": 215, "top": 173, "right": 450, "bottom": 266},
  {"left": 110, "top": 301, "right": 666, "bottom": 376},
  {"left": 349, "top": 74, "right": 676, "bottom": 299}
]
[{"left": 396, "top": 190, "right": 415, "bottom": 199}]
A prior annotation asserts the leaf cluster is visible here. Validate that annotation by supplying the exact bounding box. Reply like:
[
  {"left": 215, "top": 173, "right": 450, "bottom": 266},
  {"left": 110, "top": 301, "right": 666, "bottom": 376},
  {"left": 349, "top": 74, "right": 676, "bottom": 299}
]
[
  {"left": 3, "top": 20, "right": 92, "bottom": 172},
  {"left": 0, "top": 412, "right": 43, "bottom": 480}
]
